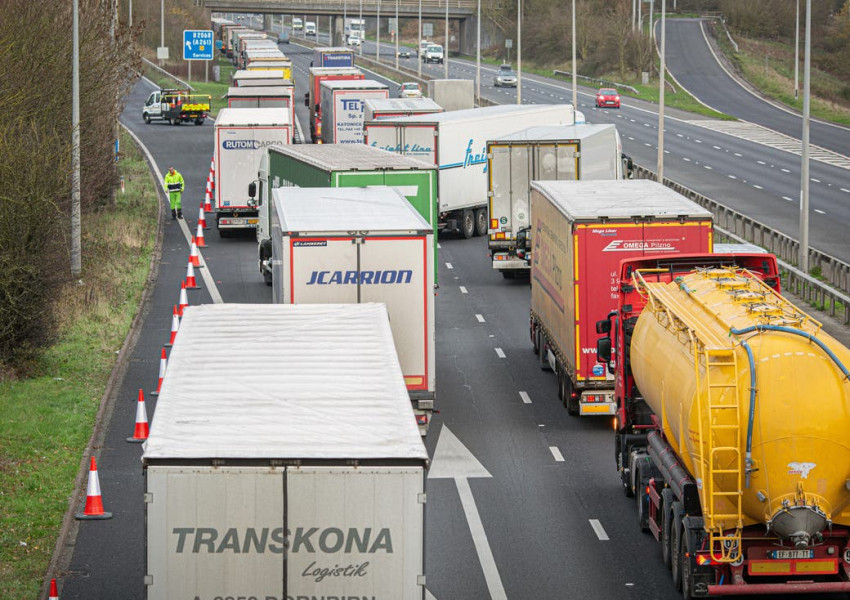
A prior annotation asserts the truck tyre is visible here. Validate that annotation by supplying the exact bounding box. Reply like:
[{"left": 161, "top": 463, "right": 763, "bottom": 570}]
[
  {"left": 170, "top": 117, "right": 179, "bottom": 126},
  {"left": 143, "top": 112, "right": 151, "bottom": 124},
  {"left": 538, "top": 330, "right": 551, "bottom": 371},
  {"left": 474, "top": 208, "right": 487, "bottom": 237},
  {"left": 660, "top": 490, "right": 677, "bottom": 568},
  {"left": 502, "top": 270, "right": 515, "bottom": 279},
  {"left": 531, "top": 321, "right": 539, "bottom": 355},
  {"left": 636, "top": 467, "right": 650, "bottom": 533},
  {"left": 670, "top": 510, "right": 685, "bottom": 591},
  {"left": 461, "top": 209, "right": 475, "bottom": 239},
  {"left": 565, "top": 378, "right": 579, "bottom": 416},
  {"left": 194, "top": 118, "right": 205, "bottom": 125},
  {"left": 681, "top": 544, "right": 697, "bottom": 600},
  {"left": 260, "top": 243, "right": 272, "bottom": 286}
]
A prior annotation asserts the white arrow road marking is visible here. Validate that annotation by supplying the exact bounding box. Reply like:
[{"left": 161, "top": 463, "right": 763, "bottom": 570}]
[
  {"left": 429, "top": 427, "right": 507, "bottom": 600},
  {"left": 589, "top": 519, "right": 610, "bottom": 541}
]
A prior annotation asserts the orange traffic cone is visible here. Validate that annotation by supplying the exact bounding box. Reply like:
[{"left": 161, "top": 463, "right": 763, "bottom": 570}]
[
  {"left": 165, "top": 305, "right": 180, "bottom": 347},
  {"left": 198, "top": 204, "right": 209, "bottom": 230},
  {"left": 75, "top": 457, "right": 112, "bottom": 520},
  {"left": 178, "top": 281, "right": 188, "bottom": 316},
  {"left": 189, "top": 236, "right": 202, "bottom": 268},
  {"left": 151, "top": 347, "right": 167, "bottom": 396},
  {"left": 185, "top": 261, "right": 200, "bottom": 290},
  {"left": 209, "top": 157, "right": 215, "bottom": 189},
  {"left": 195, "top": 222, "right": 207, "bottom": 248},
  {"left": 203, "top": 188, "right": 213, "bottom": 213},
  {"left": 127, "top": 389, "right": 150, "bottom": 443},
  {"left": 49, "top": 578, "right": 59, "bottom": 600}
]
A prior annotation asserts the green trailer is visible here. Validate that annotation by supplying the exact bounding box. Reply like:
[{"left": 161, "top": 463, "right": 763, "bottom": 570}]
[{"left": 256, "top": 144, "right": 439, "bottom": 285}]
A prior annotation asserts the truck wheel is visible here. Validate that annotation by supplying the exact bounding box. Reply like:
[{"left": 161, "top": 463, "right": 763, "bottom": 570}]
[
  {"left": 538, "top": 331, "right": 551, "bottom": 371},
  {"left": 565, "top": 379, "right": 579, "bottom": 416},
  {"left": 143, "top": 113, "right": 151, "bottom": 124},
  {"left": 194, "top": 118, "right": 205, "bottom": 125},
  {"left": 502, "top": 270, "right": 515, "bottom": 279},
  {"left": 461, "top": 209, "right": 475, "bottom": 239},
  {"left": 670, "top": 511, "right": 685, "bottom": 591},
  {"left": 170, "top": 117, "right": 179, "bottom": 126},
  {"left": 681, "top": 542, "right": 697, "bottom": 600},
  {"left": 661, "top": 491, "right": 677, "bottom": 568},
  {"left": 531, "top": 321, "right": 539, "bottom": 355},
  {"left": 474, "top": 208, "right": 487, "bottom": 237},
  {"left": 636, "top": 467, "right": 650, "bottom": 533}
]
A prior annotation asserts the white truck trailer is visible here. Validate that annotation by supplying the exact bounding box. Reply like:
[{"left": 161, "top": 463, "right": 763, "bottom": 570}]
[
  {"left": 426, "top": 79, "right": 474, "bottom": 111},
  {"left": 319, "top": 79, "right": 389, "bottom": 144},
  {"left": 364, "top": 97, "right": 443, "bottom": 121},
  {"left": 269, "top": 186, "right": 435, "bottom": 434},
  {"left": 487, "top": 123, "right": 629, "bottom": 276},
  {"left": 142, "top": 303, "right": 428, "bottom": 600},
  {"left": 214, "top": 108, "right": 291, "bottom": 235},
  {"left": 364, "top": 104, "right": 575, "bottom": 237}
]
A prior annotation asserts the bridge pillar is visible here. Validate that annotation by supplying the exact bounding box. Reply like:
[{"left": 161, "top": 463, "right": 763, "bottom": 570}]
[
  {"left": 263, "top": 13, "right": 273, "bottom": 32},
  {"left": 458, "top": 16, "right": 476, "bottom": 56},
  {"left": 333, "top": 15, "right": 345, "bottom": 47}
]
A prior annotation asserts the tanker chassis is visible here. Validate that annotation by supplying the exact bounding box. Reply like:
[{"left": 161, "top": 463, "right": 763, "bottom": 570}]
[{"left": 595, "top": 253, "right": 850, "bottom": 597}]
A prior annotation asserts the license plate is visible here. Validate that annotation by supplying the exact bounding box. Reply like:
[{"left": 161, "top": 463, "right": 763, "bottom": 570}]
[
  {"left": 768, "top": 550, "right": 814, "bottom": 559},
  {"left": 247, "top": 219, "right": 258, "bottom": 225}
]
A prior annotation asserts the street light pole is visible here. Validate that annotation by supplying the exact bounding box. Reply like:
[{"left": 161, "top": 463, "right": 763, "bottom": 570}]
[
  {"left": 71, "top": 0, "right": 81, "bottom": 276},
  {"left": 649, "top": 0, "right": 654, "bottom": 41},
  {"left": 377, "top": 0, "right": 381, "bottom": 63},
  {"left": 571, "top": 0, "right": 577, "bottom": 111},
  {"left": 794, "top": 0, "right": 799, "bottom": 100},
  {"left": 476, "top": 0, "right": 481, "bottom": 104},
  {"left": 517, "top": 0, "right": 522, "bottom": 104},
  {"left": 395, "top": 0, "right": 399, "bottom": 70},
  {"left": 657, "top": 0, "right": 666, "bottom": 183},
  {"left": 129, "top": 0, "right": 133, "bottom": 27},
  {"left": 444, "top": 0, "right": 449, "bottom": 77},
  {"left": 359, "top": 0, "right": 363, "bottom": 56},
  {"left": 160, "top": 0, "right": 165, "bottom": 65},
  {"left": 799, "top": 0, "right": 811, "bottom": 271},
  {"left": 417, "top": 0, "right": 422, "bottom": 78}
]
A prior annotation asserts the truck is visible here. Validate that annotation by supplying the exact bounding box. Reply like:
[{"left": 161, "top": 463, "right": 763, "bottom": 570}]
[
  {"left": 320, "top": 79, "right": 389, "bottom": 144},
  {"left": 214, "top": 108, "right": 292, "bottom": 235},
  {"left": 254, "top": 144, "right": 438, "bottom": 286},
  {"left": 365, "top": 104, "right": 575, "bottom": 237},
  {"left": 312, "top": 46, "right": 356, "bottom": 69},
  {"left": 305, "top": 66, "right": 364, "bottom": 143},
  {"left": 226, "top": 86, "right": 294, "bottom": 130},
  {"left": 594, "top": 252, "right": 850, "bottom": 596},
  {"left": 529, "top": 179, "right": 713, "bottom": 416},
  {"left": 142, "top": 302, "right": 428, "bottom": 600},
  {"left": 487, "top": 123, "right": 631, "bottom": 276},
  {"left": 141, "top": 89, "right": 211, "bottom": 125},
  {"left": 245, "top": 59, "right": 293, "bottom": 82},
  {"left": 426, "top": 79, "right": 474, "bottom": 111},
  {"left": 364, "top": 97, "right": 443, "bottom": 121},
  {"left": 269, "top": 187, "right": 436, "bottom": 434},
  {"left": 231, "top": 69, "right": 287, "bottom": 87}
]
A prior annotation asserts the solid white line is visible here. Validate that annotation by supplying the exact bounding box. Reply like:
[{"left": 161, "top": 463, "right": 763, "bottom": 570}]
[
  {"left": 495, "top": 347, "right": 506, "bottom": 358},
  {"left": 519, "top": 391, "right": 531, "bottom": 404},
  {"left": 120, "top": 122, "right": 223, "bottom": 304},
  {"left": 455, "top": 478, "right": 508, "bottom": 600},
  {"left": 446, "top": 262, "right": 454, "bottom": 269},
  {"left": 549, "top": 446, "right": 565, "bottom": 462},
  {"left": 589, "top": 519, "right": 610, "bottom": 541},
  {"left": 475, "top": 314, "right": 485, "bottom": 322},
  {"left": 459, "top": 286, "right": 468, "bottom": 294}
]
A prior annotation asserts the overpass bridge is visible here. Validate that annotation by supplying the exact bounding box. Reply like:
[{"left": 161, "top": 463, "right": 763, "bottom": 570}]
[{"left": 204, "top": 0, "right": 480, "bottom": 52}]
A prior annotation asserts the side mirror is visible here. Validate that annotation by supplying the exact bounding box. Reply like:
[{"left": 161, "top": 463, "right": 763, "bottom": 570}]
[
  {"left": 248, "top": 182, "right": 257, "bottom": 198},
  {"left": 595, "top": 319, "right": 611, "bottom": 335},
  {"left": 596, "top": 337, "right": 612, "bottom": 363}
]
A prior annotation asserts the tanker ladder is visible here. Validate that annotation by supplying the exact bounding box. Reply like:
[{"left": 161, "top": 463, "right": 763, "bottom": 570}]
[{"left": 695, "top": 344, "right": 744, "bottom": 563}]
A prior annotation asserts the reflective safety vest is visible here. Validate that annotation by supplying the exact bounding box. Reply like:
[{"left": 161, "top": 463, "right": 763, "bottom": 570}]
[{"left": 164, "top": 171, "right": 184, "bottom": 193}]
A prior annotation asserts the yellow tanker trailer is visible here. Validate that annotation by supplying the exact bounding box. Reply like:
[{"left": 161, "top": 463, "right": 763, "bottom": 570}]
[{"left": 595, "top": 252, "right": 850, "bottom": 597}]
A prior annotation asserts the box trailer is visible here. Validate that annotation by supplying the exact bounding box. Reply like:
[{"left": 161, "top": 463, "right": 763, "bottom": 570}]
[
  {"left": 225, "top": 86, "right": 294, "bottom": 131},
  {"left": 364, "top": 97, "right": 443, "bottom": 121},
  {"left": 312, "top": 46, "right": 356, "bottom": 68},
  {"left": 142, "top": 303, "right": 428, "bottom": 600},
  {"left": 214, "top": 108, "right": 291, "bottom": 234},
  {"left": 254, "top": 144, "right": 438, "bottom": 286},
  {"left": 365, "top": 104, "right": 575, "bottom": 237},
  {"left": 320, "top": 79, "right": 389, "bottom": 144},
  {"left": 270, "top": 186, "right": 436, "bottom": 434},
  {"left": 426, "top": 79, "right": 474, "bottom": 111},
  {"left": 487, "top": 123, "right": 629, "bottom": 275},
  {"left": 232, "top": 69, "right": 287, "bottom": 87},
  {"left": 306, "top": 67, "right": 364, "bottom": 143},
  {"left": 529, "top": 179, "right": 713, "bottom": 416}
]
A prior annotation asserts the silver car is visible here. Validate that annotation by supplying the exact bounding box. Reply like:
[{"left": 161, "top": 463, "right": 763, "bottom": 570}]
[{"left": 494, "top": 65, "right": 517, "bottom": 88}]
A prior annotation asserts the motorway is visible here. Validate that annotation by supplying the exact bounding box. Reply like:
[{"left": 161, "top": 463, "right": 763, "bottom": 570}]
[{"left": 57, "top": 25, "right": 848, "bottom": 600}]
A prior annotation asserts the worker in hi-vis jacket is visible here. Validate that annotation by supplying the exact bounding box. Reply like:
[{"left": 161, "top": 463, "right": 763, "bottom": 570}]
[{"left": 164, "top": 166, "right": 184, "bottom": 219}]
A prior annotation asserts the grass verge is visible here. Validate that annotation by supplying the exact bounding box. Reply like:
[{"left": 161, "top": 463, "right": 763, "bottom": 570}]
[{"left": 0, "top": 129, "right": 158, "bottom": 597}]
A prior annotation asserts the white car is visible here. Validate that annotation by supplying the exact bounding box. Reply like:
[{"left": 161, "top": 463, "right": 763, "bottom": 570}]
[
  {"left": 347, "top": 34, "right": 361, "bottom": 47},
  {"left": 400, "top": 82, "right": 423, "bottom": 98},
  {"left": 422, "top": 44, "right": 444, "bottom": 64}
]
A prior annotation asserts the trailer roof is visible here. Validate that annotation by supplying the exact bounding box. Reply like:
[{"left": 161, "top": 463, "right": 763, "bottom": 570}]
[
  {"left": 143, "top": 304, "right": 428, "bottom": 461},
  {"left": 309, "top": 66, "right": 362, "bottom": 76},
  {"left": 532, "top": 180, "right": 713, "bottom": 220},
  {"left": 216, "top": 107, "right": 291, "bottom": 126},
  {"left": 272, "top": 186, "right": 432, "bottom": 233},
  {"left": 233, "top": 69, "right": 286, "bottom": 80},
  {"left": 226, "top": 86, "right": 293, "bottom": 98},
  {"left": 268, "top": 143, "right": 434, "bottom": 172},
  {"left": 313, "top": 46, "right": 353, "bottom": 53},
  {"left": 320, "top": 79, "right": 389, "bottom": 91},
  {"left": 492, "top": 123, "right": 614, "bottom": 143},
  {"left": 376, "top": 103, "right": 573, "bottom": 124},
  {"left": 364, "top": 97, "right": 443, "bottom": 113}
]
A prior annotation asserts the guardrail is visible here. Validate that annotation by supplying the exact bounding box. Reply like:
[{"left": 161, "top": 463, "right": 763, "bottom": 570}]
[
  {"left": 141, "top": 57, "right": 194, "bottom": 91},
  {"left": 552, "top": 70, "right": 639, "bottom": 95},
  {"left": 634, "top": 164, "right": 850, "bottom": 324},
  {"left": 209, "top": 0, "right": 476, "bottom": 16}
]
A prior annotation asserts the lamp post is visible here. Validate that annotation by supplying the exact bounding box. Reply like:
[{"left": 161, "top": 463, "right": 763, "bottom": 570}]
[
  {"left": 377, "top": 0, "right": 381, "bottom": 63},
  {"left": 794, "top": 0, "right": 799, "bottom": 99},
  {"left": 395, "top": 0, "right": 399, "bottom": 70},
  {"left": 571, "top": 0, "right": 577, "bottom": 111},
  {"left": 476, "top": 0, "right": 481, "bottom": 104},
  {"left": 417, "top": 0, "right": 422, "bottom": 78},
  {"left": 657, "top": 0, "right": 666, "bottom": 183},
  {"left": 517, "top": 0, "right": 522, "bottom": 104},
  {"left": 444, "top": 0, "right": 449, "bottom": 77},
  {"left": 799, "top": 0, "right": 811, "bottom": 271},
  {"left": 71, "top": 0, "right": 81, "bottom": 276},
  {"left": 359, "top": 0, "right": 363, "bottom": 56}
]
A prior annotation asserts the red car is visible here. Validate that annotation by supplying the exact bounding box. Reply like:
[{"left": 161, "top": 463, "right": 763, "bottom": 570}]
[{"left": 596, "top": 88, "right": 620, "bottom": 108}]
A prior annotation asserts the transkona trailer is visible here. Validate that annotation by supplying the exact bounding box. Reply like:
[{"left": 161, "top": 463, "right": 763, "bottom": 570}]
[
  {"left": 487, "top": 123, "right": 629, "bottom": 276},
  {"left": 364, "top": 97, "right": 443, "bottom": 121},
  {"left": 595, "top": 252, "right": 850, "bottom": 596},
  {"left": 312, "top": 46, "right": 356, "bottom": 68},
  {"left": 255, "top": 144, "right": 438, "bottom": 285},
  {"left": 320, "top": 79, "right": 389, "bottom": 144},
  {"left": 529, "top": 179, "right": 712, "bottom": 416},
  {"left": 269, "top": 186, "right": 435, "bottom": 434},
  {"left": 214, "top": 108, "right": 291, "bottom": 235},
  {"left": 142, "top": 303, "right": 428, "bottom": 600},
  {"left": 364, "top": 104, "right": 575, "bottom": 237},
  {"left": 306, "top": 66, "right": 364, "bottom": 143}
]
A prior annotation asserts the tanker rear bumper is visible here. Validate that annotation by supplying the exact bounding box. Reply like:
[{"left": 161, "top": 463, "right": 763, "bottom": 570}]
[{"left": 708, "top": 582, "right": 850, "bottom": 595}]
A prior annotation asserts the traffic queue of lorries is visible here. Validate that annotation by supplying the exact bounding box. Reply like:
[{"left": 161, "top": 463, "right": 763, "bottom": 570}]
[{"left": 139, "top": 17, "right": 850, "bottom": 600}]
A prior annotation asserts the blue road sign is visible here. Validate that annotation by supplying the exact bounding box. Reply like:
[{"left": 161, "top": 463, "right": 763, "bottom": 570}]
[{"left": 183, "top": 30, "right": 214, "bottom": 60}]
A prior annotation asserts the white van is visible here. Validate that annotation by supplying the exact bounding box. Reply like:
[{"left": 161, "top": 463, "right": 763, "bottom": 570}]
[{"left": 305, "top": 21, "right": 317, "bottom": 36}]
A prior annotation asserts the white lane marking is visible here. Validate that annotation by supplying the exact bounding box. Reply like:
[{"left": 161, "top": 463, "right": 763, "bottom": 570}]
[
  {"left": 120, "top": 122, "right": 223, "bottom": 304},
  {"left": 815, "top": 209, "right": 826, "bottom": 214},
  {"left": 781, "top": 168, "right": 790, "bottom": 173},
  {"left": 495, "top": 347, "right": 506, "bottom": 358},
  {"left": 704, "top": 165, "right": 713, "bottom": 170},
  {"left": 589, "top": 519, "right": 610, "bottom": 541},
  {"left": 519, "top": 391, "right": 531, "bottom": 404},
  {"left": 728, "top": 174, "right": 737, "bottom": 179},
  {"left": 811, "top": 178, "right": 821, "bottom": 183},
  {"left": 475, "top": 314, "right": 485, "bottom": 322},
  {"left": 683, "top": 157, "right": 692, "bottom": 162},
  {"left": 734, "top": 152, "right": 743, "bottom": 157},
  {"left": 446, "top": 262, "right": 454, "bottom": 269},
  {"left": 842, "top": 188, "right": 850, "bottom": 193},
  {"left": 757, "top": 160, "right": 766, "bottom": 165},
  {"left": 753, "top": 184, "right": 763, "bottom": 190},
  {"left": 782, "top": 196, "right": 794, "bottom": 202},
  {"left": 460, "top": 286, "right": 468, "bottom": 294},
  {"left": 437, "top": 243, "right": 442, "bottom": 249},
  {"left": 713, "top": 145, "right": 721, "bottom": 150},
  {"left": 644, "top": 142, "right": 652, "bottom": 147},
  {"left": 694, "top": 139, "right": 702, "bottom": 143},
  {"left": 550, "top": 446, "right": 565, "bottom": 462}
]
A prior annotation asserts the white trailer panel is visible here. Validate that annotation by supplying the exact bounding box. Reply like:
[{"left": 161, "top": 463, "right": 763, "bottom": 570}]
[{"left": 320, "top": 80, "right": 389, "bottom": 144}]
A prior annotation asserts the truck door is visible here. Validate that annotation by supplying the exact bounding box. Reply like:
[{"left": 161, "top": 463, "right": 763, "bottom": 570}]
[
  {"left": 148, "top": 92, "right": 162, "bottom": 117},
  {"left": 487, "top": 143, "right": 524, "bottom": 237},
  {"left": 288, "top": 237, "right": 359, "bottom": 304}
]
